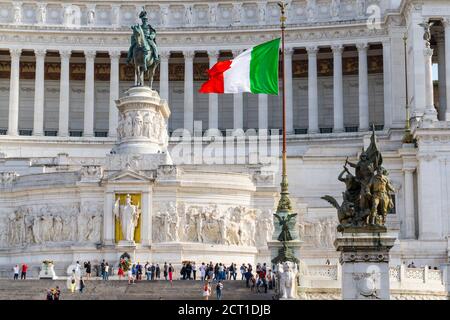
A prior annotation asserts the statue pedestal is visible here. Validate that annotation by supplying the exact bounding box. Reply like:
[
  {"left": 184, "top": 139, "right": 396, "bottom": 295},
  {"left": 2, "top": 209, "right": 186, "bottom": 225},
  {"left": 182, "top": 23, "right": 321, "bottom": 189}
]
[
  {"left": 39, "top": 263, "right": 57, "bottom": 280},
  {"left": 113, "top": 86, "right": 171, "bottom": 158},
  {"left": 268, "top": 239, "right": 303, "bottom": 264},
  {"left": 117, "top": 240, "right": 137, "bottom": 248},
  {"left": 334, "top": 232, "right": 396, "bottom": 300}
]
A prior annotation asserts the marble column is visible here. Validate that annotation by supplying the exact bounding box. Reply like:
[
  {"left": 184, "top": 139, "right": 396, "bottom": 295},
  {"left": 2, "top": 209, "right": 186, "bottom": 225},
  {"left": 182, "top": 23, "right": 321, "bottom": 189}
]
[
  {"left": 140, "top": 190, "right": 152, "bottom": 246},
  {"left": 184, "top": 50, "right": 194, "bottom": 133},
  {"left": 258, "top": 94, "right": 268, "bottom": 130},
  {"left": 403, "top": 168, "right": 416, "bottom": 239},
  {"left": 33, "top": 49, "right": 46, "bottom": 136},
  {"left": 383, "top": 39, "right": 392, "bottom": 129},
  {"left": 357, "top": 42, "right": 369, "bottom": 131},
  {"left": 436, "top": 33, "right": 447, "bottom": 121},
  {"left": 232, "top": 49, "right": 244, "bottom": 130},
  {"left": 103, "top": 191, "right": 115, "bottom": 245},
  {"left": 108, "top": 50, "right": 121, "bottom": 138},
  {"left": 423, "top": 46, "right": 438, "bottom": 121},
  {"left": 207, "top": 50, "right": 219, "bottom": 129},
  {"left": 332, "top": 44, "right": 344, "bottom": 132},
  {"left": 285, "top": 47, "right": 294, "bottom": 134},
  {"left": 159, "top": 50, "right": 170, "bottom": 102},
  {"left": 445, "top": 18, "right": 450, "bottom": 120},
  {"left": 8, "top": 48, "right": 21, "bottom": 136},
  {"left": 307, "top": 46, "right": 319, "bottom": 133},
  {"left": 83, "top": 50, "right": 96, "bottom": 137},
  {"left": 58, "top": 49, "right": 71, "bottom": 137}
]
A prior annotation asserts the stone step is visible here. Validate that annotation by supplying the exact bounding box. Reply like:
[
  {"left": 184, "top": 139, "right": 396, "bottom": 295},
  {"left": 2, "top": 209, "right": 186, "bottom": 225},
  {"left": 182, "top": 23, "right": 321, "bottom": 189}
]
[{"left": 0, "top": 279, "right": 274, "bottom": 300}]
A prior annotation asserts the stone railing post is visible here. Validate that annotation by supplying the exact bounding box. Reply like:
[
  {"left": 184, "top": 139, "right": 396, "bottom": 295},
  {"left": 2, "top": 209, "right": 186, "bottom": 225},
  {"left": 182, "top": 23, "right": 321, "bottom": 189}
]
[{"left": 423, "top": 265, "right": 428, "bottom": 283}]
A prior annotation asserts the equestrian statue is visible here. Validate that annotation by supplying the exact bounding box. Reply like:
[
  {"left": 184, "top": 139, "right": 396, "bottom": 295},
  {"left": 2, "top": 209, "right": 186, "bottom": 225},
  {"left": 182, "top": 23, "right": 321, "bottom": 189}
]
[{"left": 127, "top": 8, "right": 160, "bottom": 88}]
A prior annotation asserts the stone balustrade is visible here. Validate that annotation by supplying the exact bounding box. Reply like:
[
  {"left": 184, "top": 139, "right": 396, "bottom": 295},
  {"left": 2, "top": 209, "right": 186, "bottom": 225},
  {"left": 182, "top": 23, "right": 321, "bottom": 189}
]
[
  {"left": 0, "top": 0, "right": 385, "bottom": 29},
  {"left": 304, "top": 264, "right": 446, "bottom": 294}
]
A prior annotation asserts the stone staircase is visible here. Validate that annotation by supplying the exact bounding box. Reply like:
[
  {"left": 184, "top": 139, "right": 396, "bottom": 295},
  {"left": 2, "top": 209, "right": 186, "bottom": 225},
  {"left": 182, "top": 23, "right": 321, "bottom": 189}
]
[{"left": 0, "top": 279, "right": 274, "bottom": 300}]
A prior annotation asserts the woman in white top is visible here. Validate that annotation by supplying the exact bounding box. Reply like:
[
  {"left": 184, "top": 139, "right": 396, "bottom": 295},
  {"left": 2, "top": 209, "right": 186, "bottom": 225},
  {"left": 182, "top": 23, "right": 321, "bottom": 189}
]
[
  {"left": 127, "top": 269, "right": 134, "bottom": 284},
  {"left": 200, "top": 263, "right": 206, "bottom": 281},
  {"left": 202, "top": 281, "right": 211, "bottom": 300}
]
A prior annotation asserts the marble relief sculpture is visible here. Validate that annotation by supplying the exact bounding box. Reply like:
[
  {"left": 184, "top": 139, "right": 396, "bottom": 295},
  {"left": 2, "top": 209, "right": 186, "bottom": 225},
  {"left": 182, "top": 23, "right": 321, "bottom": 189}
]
[
  {"left": 0, "top": 203, "right": 103, "bottom": 247},
  {"left": 152, "top": 203, "right": 270, "bottom": 247},
  {"left": 117, "top": 110, "right": 166, "bottom": 141}
]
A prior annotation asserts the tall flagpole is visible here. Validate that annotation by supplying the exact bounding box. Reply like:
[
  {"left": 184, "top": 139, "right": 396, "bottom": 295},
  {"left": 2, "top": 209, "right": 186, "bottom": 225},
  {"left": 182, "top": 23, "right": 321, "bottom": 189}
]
[
  {"left": 271, "top": 1, "right": 298, "bottom": 266},
  {"left": 277, "top": 2, "right": 292, "bottom": 214},
  {"left": 402, "top": 33, "right": 413, "bottom": 144}
]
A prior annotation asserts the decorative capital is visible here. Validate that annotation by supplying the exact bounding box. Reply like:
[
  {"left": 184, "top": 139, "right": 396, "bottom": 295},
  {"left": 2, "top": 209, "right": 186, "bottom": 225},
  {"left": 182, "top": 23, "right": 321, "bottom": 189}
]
[
  {"left": 424, "top": 47, "right": 434, "bottom": 58},
  {"left": 382, "top": 39, "right": 391, "bottom": 48},
  {"left": 183, "top": 50, "right": 195, "bottom": 59},
  {"left": 59, "top": 49, "right": 72, "bottom": 59},
  {"left": 34, "top": 49, "right": 47, "bottom": 58},
  {"left": 356, "top": 42, "right": 369, "bottom": 51},
  {"left": 9, "top": 48, "right": 22, "bottom": 58},
  {"left": 207, "top": 49, "right": 220, "bottom": 59},
  {"left": 84, "top": 50, "right": 97, "bottom": 60},
  {"left": 283, "top": 47, "right": 294, "bottom": 56},
  {"left": 443, "top": 17, "right": 450, "bottom": 29},
  {"left": 108, "top": 49, "right": 121, "bottom": 59},
  {"left": 306, "top": 46, "right": 318, "bottom": 55},
  {"left": 232, "top": 49, "right": 244, "bottom": 57},
  {"left": 331, "top": 44, "right": 344, "bottom": 54}
]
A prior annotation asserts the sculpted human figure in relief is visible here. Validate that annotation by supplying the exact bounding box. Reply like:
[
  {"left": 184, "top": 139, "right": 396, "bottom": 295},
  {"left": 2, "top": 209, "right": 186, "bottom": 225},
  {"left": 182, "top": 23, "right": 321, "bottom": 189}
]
[{"left": 114, "top": 194, "right": 140, "bottom": 242}]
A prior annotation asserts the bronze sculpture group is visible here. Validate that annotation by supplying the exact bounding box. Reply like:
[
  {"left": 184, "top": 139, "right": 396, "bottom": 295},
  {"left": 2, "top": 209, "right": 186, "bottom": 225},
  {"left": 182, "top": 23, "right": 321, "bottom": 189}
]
[{"left": 322, "top": 129, "right": 395, "bottom": 232}]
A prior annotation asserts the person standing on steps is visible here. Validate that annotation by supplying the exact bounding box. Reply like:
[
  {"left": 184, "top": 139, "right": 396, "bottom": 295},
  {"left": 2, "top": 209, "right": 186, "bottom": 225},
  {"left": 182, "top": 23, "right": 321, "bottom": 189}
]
[
  {"left": 104, "top": 263, "right": 110, "bottom": 280},
  {"left": 200, "top": 262, "right": 206, "bottom": 281},
  {"left": 84, "top": 261, "right": 91, "bottom": 280},
  {"left": 192, "top": 262, "right": 197, "bottom": 280},
  {"left": 156, "top": 264, "right": 161, "bottom": 279},
  {"left": 128, "top": 267, "right": 134, "bottom": 285},
  {"left": 202, "top": 281, "right": 211, "bottom": 300},
  {"left": 79, "top": 276, "right": 85, "bottom": 293},
  {"left": 13, "top": 264, "right": 19, "bottom": 280},
  {"left": 216, "top": 281, "right": 224, "bottom": 300},
  {"left": 100, "top": 260, "right": 105, "bottom": 279},
  {"left": 168, "top": 263, "right": 174, "bottom": 286},
  {"left": 20, "top": 263, "right": 28, "bottom": 280},
  {"left": 163, "top": 262, "right": 168, "bottom": 280}
]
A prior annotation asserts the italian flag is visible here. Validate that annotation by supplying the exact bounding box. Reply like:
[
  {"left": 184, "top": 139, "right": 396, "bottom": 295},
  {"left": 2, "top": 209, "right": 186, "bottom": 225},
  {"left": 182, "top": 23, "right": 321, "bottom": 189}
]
[{"left": 199, "top": 38, "right": 281, "bottom": 95}]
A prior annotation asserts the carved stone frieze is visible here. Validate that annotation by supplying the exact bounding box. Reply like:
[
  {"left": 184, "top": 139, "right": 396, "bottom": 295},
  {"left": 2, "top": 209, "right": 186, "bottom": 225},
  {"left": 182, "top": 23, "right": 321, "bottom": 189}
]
[
  {"left": 79, "top": 165, "right": 103, "bottom": 182},
  {"left": 0, "top": 202, "right": 103, "bottom": 247},
  {"left": 152, "top": 202, "right": 273, "bottom": 247},
  {"left": 0, "top": 172, "right": 19, "bottom": 184}
]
